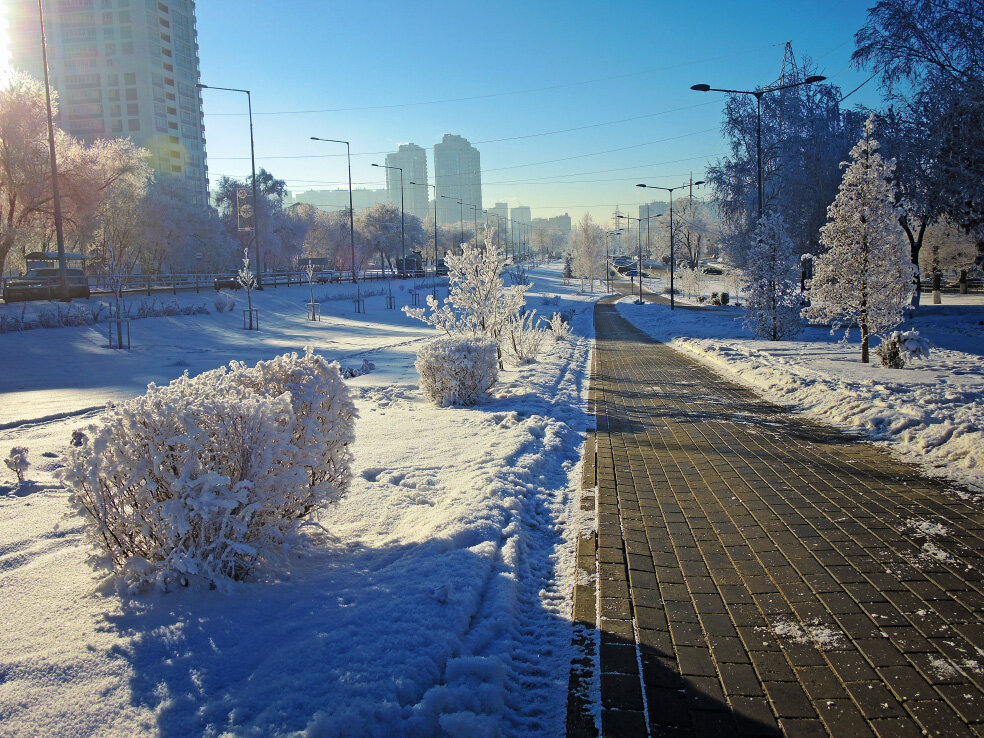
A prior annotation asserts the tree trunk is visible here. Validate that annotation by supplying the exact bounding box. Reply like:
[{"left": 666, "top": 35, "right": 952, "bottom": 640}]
[
  {"left": 861, "top": 320, "right": 869, "bottom": 364},
  {"left": 932, "top": 270, "right": 942, "bottom": 304},
  {"left": 900, "top": 216, "right": 926, "bottom": 308},
  {"left": 959, "top": 270, "right": 968, "bottom": 294}
]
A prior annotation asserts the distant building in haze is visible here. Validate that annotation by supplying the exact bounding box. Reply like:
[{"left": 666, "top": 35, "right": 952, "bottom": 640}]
[
  {"left": 511, "top": 205, "right": 531, "bottom": 225},
  {"left": 532, "top": 213, "right": 572, "bottom": 234},
  {"left": 638, "top": 201, "right": 670, "bottom": 221},
  {"left": 9, "top": 0, "right": 209, "bottom": 205},
  {"left": 434, "top": 134, "right": 481, "bottom": 225},
  {"left": 293, "top": 188, "right": 389, "bottom": 212},
  {"left": 385, "top": 143, "right": 429, "bottom": 221}
]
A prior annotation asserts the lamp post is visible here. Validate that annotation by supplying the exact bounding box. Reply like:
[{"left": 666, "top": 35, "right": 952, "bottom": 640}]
[
  {"left": 616, "top": 214, "right": 645, "bottom": 304},
  {"left": 310, "top": 137, "right": 357, "bottom": 296},
  {"left": 605, "top": 229, "right": 622, "bottom": 294},
  {"left": 37, "top": 0, "right": 69, "bottom": 300},
  {"left": 441, "top": 195, "right": 464, "bottom": 248},
  {"left": 411, "top": 181, "right": 438, "bottom": 301},
  {"left": 637, "top": 180, "right": 704, "bottom": 309},
  {"left": 690, "top": 75, "right": 825, "bottom": 219},
  {"left": 465, "top": 203, "right": 479, "bottom": 248},
  {"left": 371, "top": 163, "right": 405, "bottom": 278},
  {"left": 199, "top": 83, "right": 263, "bottom": 288}
]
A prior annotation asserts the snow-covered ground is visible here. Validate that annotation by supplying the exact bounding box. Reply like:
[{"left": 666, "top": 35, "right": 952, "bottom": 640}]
[
  {"left": 0, "top": 264, "right": 600, "bottom": 736},
  {"left": 616, "top": 287, "right": 984, "bottom": 495}
]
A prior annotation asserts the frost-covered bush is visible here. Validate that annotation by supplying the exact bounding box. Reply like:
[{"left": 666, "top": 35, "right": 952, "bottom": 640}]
[
  {"left": 5, "top": 447, "right": 29, "bottom": 483},
  {"left": 404, "top": 230, "right": 529, "bottom": 369},
  {"left": 874, "top": 330, "right": 932, "bottom": 368},
  {"left": 503, "top": 310, "right": 548, "bottom": 364},
  {"left": 415, "top": 337, "right": 498, "bottom": 406},
  {"left": 228, "top": 349, "right": 358, "bottom": 511},
  {"left": 58, "top": 351, "right": 357, "bottom": 591},
  {"left": 214, "top": 291, "right": 236, "bottom": 313},
  {"left": 548, "top": 311, "right": 571, "bottom": 341}
]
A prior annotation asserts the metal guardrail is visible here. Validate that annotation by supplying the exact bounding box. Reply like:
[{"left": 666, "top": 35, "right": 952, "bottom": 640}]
[{"left": 1, "top": 268, "right": 437, "bottom": 302}]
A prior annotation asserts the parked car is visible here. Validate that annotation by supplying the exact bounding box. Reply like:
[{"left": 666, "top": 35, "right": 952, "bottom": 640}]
[
  {"left": 213, "top": 275, "right": 242, "bottom": 291},
  {"left": 314, "top": 269, "right": 340, "bottom": 284},
  {"left": 702, "top": 266, "right": 724, "bottom": 275},
  {"left": 436, "top": 259, "right": 449, "bottom": 276},
  {"left": 2, "top": 268, "right": 90, "bottom": 302}
]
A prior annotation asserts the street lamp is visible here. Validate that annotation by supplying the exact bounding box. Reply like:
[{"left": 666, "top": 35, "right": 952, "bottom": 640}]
[
  {"left": 616, "top": 214, "right": 646, "bottom": 304},
  {"left": 441, "top": 195, "right": 464, "bottom": 249},
  {"left": 605, "top": 229, "right": 622, "bottom": 294},
  {"left": 311, "top": 137, "right": 357, "bottom": 295},
  {"left": 690, "top": 75, "right": 825, "bottom": 218},
  {"left": 411, "top": 181, "right": 439, "bottom": 302},
  {"left": 371, "top": 162, "right": 405, "bottom": 278},
  {"left": 465, "top": 203, "right": 479, "bottom": 248},
  {"left": 199, "top": 83, "right": 263, "bottom": 288},
  {"left": 637, "top": 180, "right": 704, "bottom": 309},
  {"left": 37, "top": 0, "right": 69, "bottom": 300}
]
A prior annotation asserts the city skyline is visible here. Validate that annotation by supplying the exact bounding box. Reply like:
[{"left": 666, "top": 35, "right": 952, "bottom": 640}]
[{"left": 2, "top": 1, "right": 886, "bottom": 226}]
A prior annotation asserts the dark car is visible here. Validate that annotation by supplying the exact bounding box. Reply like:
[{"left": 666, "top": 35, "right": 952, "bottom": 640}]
[
  {"left": 2, "top": 268, "right": 90, "bottom": 302},
  {"left": 702, "top": 265, "right": 724, "bottom": 275},
  {"left": 213, "top": 275, "right": 242, "bottom": 291},
  {"left": 436, "top": 259, "right": 449, "bottom": 276}
]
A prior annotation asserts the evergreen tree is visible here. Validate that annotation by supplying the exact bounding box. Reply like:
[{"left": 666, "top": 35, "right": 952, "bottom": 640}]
[
  {"left": 803, "top": 116, "right": 914, "bottom": 363},
  {"left": 743, "top": 213, "right": 802, "bottom": 340}
]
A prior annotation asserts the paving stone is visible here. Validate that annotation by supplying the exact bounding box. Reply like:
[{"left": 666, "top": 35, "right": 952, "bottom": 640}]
[{"left": 571, "top": 299, "right": 984, "bottom": 738}]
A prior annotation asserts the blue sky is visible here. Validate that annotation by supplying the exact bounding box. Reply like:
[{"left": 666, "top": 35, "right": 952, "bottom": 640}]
[{"left": 196, "top": 1, "right": 880, "bottom": 224}]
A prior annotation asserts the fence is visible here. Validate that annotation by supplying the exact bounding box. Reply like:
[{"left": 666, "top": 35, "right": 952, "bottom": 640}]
[{"left": 1, "top": 268, "right": 436, "bottom": 302}]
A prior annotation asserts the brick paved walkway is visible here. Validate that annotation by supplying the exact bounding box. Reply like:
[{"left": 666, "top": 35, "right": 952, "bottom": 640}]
[{"left": 568, "top": 298, "right": 984, "bottom": 737}]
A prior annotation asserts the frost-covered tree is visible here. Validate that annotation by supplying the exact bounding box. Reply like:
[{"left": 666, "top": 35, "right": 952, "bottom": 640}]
[
  {"left": 404, "top": 227, "right": 529, "bottom": 366},
  {"left": 569, "top": 213, "right": 604, "bottom": 291},
  {"left": 355, "top": 202, "right": 426, "bottom": 274},
  {"left": 0, "top": 72, "right": 148, "bottom": 277},
  {"left": 854, "top": 0, "right": 984, "bottom": 242},
  {"left": 743, "top": 213, "right": 802, "bottom": 340},
  {"left": 803, "top": 117, "right": 914, "bottom": 363},
  {"left": 706, "top": 59, "right": 863, "bottom": 267}
]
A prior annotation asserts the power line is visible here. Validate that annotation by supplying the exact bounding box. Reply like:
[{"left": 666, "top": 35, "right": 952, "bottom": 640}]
[{"left": 204, "top": 42, "right": 783, "bottom": 117}]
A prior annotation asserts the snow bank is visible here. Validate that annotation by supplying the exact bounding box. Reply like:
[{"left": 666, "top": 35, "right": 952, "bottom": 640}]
[{"left": 0, "top": 263, "right": 599, "bottom": 736}]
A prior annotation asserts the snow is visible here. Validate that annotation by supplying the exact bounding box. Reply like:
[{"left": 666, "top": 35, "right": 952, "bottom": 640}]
[
  {"left": 766, "top": 618, "right": 848, "bottom": 651},
  {"left": 0, "top": 264, "right": 599, "bottom": 736},
  {"left": 615, "top": 293, "right": 984, "bottom": 495}
]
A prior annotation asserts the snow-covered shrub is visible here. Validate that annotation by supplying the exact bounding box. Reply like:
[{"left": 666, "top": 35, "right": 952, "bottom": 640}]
[
  {"left": 5, "top": 447, "right": 29, "bottom": 483},
  {"left": 507, "top": 264, "right": 530, "bottom": 286},
  {"left": 227, "top": 349, "right": 358, "bottom": 511},
  {"left": 162, "top": 300, "right": 182, "bottom": 316},
  {"left": 503, "top": 310, "right": 548, "bottom": 364},
  {"left": 59, "top": 351, "right": 357, "bottom": 591},
  {"left": 548, "top": 311, "right": 571, "bottom": 341},
  {"left": 0, "top": 313, "right": 24, "bottom": 333},
  {"left": 541, "top": 294, "right": 560, "bottom": 307},
  {"left": 415, "top": 337, "right": 498, "bottom": 407},
  {"left": 404, "top": 229, "right": 529, "bottom": 368},
  {"left": 340, "top": 358, "right": 376, "bottom": 378},
  {"left": 215, "top": 291, "right": 236, "bottom": 313},
  {"left": 874, "top": 330, "right": 932, "bottom": 368},
  {"left": 38, "top": 306, "right": 60, "bottom": 328}
]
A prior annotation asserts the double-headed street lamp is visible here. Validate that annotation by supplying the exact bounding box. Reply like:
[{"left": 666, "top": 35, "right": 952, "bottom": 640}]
[
  {"left": 690, "top": 75, "right": 825, "bottom": 219},
  {"left": 199, "top": 82, "right": 263, "bottom": 287},
  {"left": 310, "top": 137, "right": 357, "bottom": 293},
  {"left": 411, "top": 181, "right": 439, "bottom": 302},
  {"left": 636, "top": 180, "right": 704, "bottom": 309},
  {"left": 371, "top": 163, "right": 405, "bottom": 277}
]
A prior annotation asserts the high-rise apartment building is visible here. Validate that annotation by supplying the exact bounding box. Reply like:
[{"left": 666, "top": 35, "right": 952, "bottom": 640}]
[
  {"left": 385, "top": 143, "right": 428, "bottom": 221},
  {"left": 9, "top": 0, "right": 209, "bottom": 205},
  {"left": 433, "top": 134, "right": 481, "bottom": 225},
  {"left": 511, "top": 205, "right": 531, "bottom": 225}
]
